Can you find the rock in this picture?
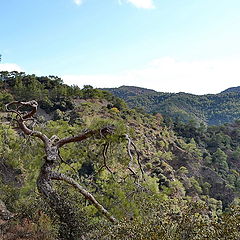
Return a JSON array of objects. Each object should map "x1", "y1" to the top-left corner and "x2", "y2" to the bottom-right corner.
[{"x1": 0, "y1": 200, "x2": 15, "y2": 221}]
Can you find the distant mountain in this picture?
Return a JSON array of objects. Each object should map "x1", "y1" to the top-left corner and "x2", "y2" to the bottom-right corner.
[
  {"x1": 221, "y1": 86, "x2": 240, "y2": 93},
  {"x1": 101, "y1": 85, "x2": 156, "y2": 98},
  {"x1": 104, "y1": 86, "x2": 240, "y2": 125}
]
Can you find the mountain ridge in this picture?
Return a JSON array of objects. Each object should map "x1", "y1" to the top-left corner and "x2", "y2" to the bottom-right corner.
[
  {"x1": 221, "y1": 86, "x2": 240, "y2": 93},
  {"x1": 103, "y1": 85, "x2": 240, "y2": 125}
]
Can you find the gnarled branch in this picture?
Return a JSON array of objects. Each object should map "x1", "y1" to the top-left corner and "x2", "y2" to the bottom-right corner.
[
  {"x1": 124, "y1": 134, "x2": 144, "y2": 179},
  {"x1": 5, "y1": 101, "x2": 48, "y2": 144},
  {"x1": 55, "y1": 126, "x2": 115, "y2": 148},
  {"x1": 50, "y1": 171, "x2": 117, "y2": 223}
]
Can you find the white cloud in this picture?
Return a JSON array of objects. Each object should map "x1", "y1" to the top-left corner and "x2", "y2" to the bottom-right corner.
[
  {"x1": 73, "y1": 0, "x2": 83, "y2": 6},
  {"x1": 62, "y1": 57, "x2": 240, "y2": 95},
  {"x1": 73, "y1": 0, "x2": 155, "y2": 9},
  {"x1": 126, "y1": 0, "x2": 155, "y2": 9},
  {"x1": 0, "y1": 63, "x2": 23, "y2": 72}
]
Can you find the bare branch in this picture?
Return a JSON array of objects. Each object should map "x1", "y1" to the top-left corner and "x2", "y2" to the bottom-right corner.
[
  {"x1": 21, "y1": 100, "x2": 38, "y2": 119},
  {"x1": 5, "y1": 101, "x2": 23, "y2": 119},
  {"x1": 103, "y1": 143, "x2": 114, "y2": 174},
  {"x1": 50, "y1": 171, "x2": 117, "y2": 223},
  {"x1": 56, "y1": 126, "x2": 115, "y2": 148},
  {"x1": 56, "y1": 129, "x2": 97, "y2": 148},
  {"x1": 130, "y1": 141, "x2": 145, "y2": 179},
  {"x1": 5, "y1": 100, "x2": 38, "y2": 119},
  {"x1": 124, "y1": 134, "x2": 138, "y2": 176},
  {"x1": 5, "y1": 101, "x2": 48, "y2": 144},
  {"x1": 124, "y1": 134, "x2": 145, "y2": 180}
]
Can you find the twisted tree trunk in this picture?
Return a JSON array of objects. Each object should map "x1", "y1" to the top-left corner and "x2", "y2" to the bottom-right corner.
[
  {"x1": 6, "y1": 101, "x2": 117, "y2": 239},
  {"x1": 37, "y1": 161, "x2": 83, "y2": 239}
]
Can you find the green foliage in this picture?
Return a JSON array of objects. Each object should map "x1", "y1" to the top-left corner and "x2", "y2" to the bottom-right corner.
[
  {"x1": 212, "y1": 148, "x2": 229, "y2": 174},
  {"x1": 53, "y1": 109, "x2": 64, "y2": 120},
  {"x1": 177, "y1": 166, "x2": 189, "y2": 175},
  {"x1": 86, "y1": 199, "x2": 240, "y2": 240},
  {"x1": 179, "y1": 138, "x2": 202, "y2": 160},
  {"x1": 0, "y1": 71, "x2": 126, "y2": 115},
  {"x1": 202, "y1": 182, "x2": 211, "y2": 195},
  {"x1": 1, "y1": 76, "x2": 240, "y2": 239},
  {"x1": 105, "y1": 85, "x2": 240, "y2": 125},
  {"x1": 189, "y1": 177, "x2": 203, "y2": 194},
  {"x1": 0, "y1": 91, "x2": 13, "y2": 110}
]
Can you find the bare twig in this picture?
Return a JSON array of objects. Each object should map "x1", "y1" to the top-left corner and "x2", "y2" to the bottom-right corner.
[
  {"x1": 124, "y1": 134, "x2": 144, "y2": 179},
  {"x1": 5, "y1": 101, "x2": 48, "y2": 144},
  {"x1": 56, "y1": 126, "x2": 115, "y2": 148},
  {"x1": 125, "y1": 134, "x2": 137, "y2": 176},
  {"x1": 130, "y1": 141, "x2": 145, "y2": 179},
  {"x1": 50, "y1": 171, "x2": 117, "y2": 223}
]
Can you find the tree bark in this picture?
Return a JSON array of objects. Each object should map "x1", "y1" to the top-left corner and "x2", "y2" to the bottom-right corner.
[{"x1": 6, "y1": 101, "x2": 117, "y2": 239}]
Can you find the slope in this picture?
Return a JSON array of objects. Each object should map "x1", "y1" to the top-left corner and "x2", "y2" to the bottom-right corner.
[{"x1": 104, "y1": 86, "x2": 240, "y2": 125}]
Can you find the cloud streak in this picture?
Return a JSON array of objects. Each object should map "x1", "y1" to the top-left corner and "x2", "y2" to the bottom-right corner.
[
  {"x1": 62, "y1": 57, "x2": 240, "y2": 95},
  {"x1": 0, "y1": 63, "x2": 23, "y2": 72},
  {"x1": 73, "y1": 0, "x2": 83, "y2": 6},
  {"x1": 126, "y1": 0, "x2": 155, "y2": 9},
  {"x1": 73, "y1": 0, "x2": 155, "y2": 9}
]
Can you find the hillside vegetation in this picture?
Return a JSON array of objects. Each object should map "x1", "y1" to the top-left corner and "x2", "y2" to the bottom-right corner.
[
  {"x1": 0, "y1": 72, "x2": 239, "y2": 239},
  {"x1": 103, "y1": 85, "x2": 240, "y2": 125}
]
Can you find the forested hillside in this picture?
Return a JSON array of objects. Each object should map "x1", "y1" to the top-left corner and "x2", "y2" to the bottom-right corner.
[
  {"x1": 0, "y1": 72, "x2": 239, "y2": 239},
  {"x1": 103, "y1": 86, "x2": 240, "y2": 125},
  {"x1": 222, "y1": 86, "x2": 240, "y2": 94}
]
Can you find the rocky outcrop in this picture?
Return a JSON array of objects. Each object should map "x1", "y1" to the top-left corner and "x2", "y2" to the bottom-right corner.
[
  {"x1": 0, "y1": 200, "x2": 15, "y2": 236},
  {"x1": 0, "y1": 200, "x2": 14, "y2": 221}
]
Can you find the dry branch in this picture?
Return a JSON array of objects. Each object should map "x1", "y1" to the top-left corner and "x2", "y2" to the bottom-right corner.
[
  {"x1": 5, "y1": 100, "x2": 118, "y2": 228},
  {"x1": 124, "y1": 134, "x2": 144, "y2": 179},
  {"x1": 50, "y1": 171, "x2": 117, "y2": 223}
]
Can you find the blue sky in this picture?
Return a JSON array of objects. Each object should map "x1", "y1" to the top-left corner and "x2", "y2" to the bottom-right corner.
[{"x1": 1, "y1": 0, "x2": 240, "y2": 94}]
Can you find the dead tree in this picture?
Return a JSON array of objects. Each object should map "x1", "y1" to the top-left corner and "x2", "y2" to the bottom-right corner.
[{"x1": 6, "y1": 100, "x2": 118, "y2": 239}]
